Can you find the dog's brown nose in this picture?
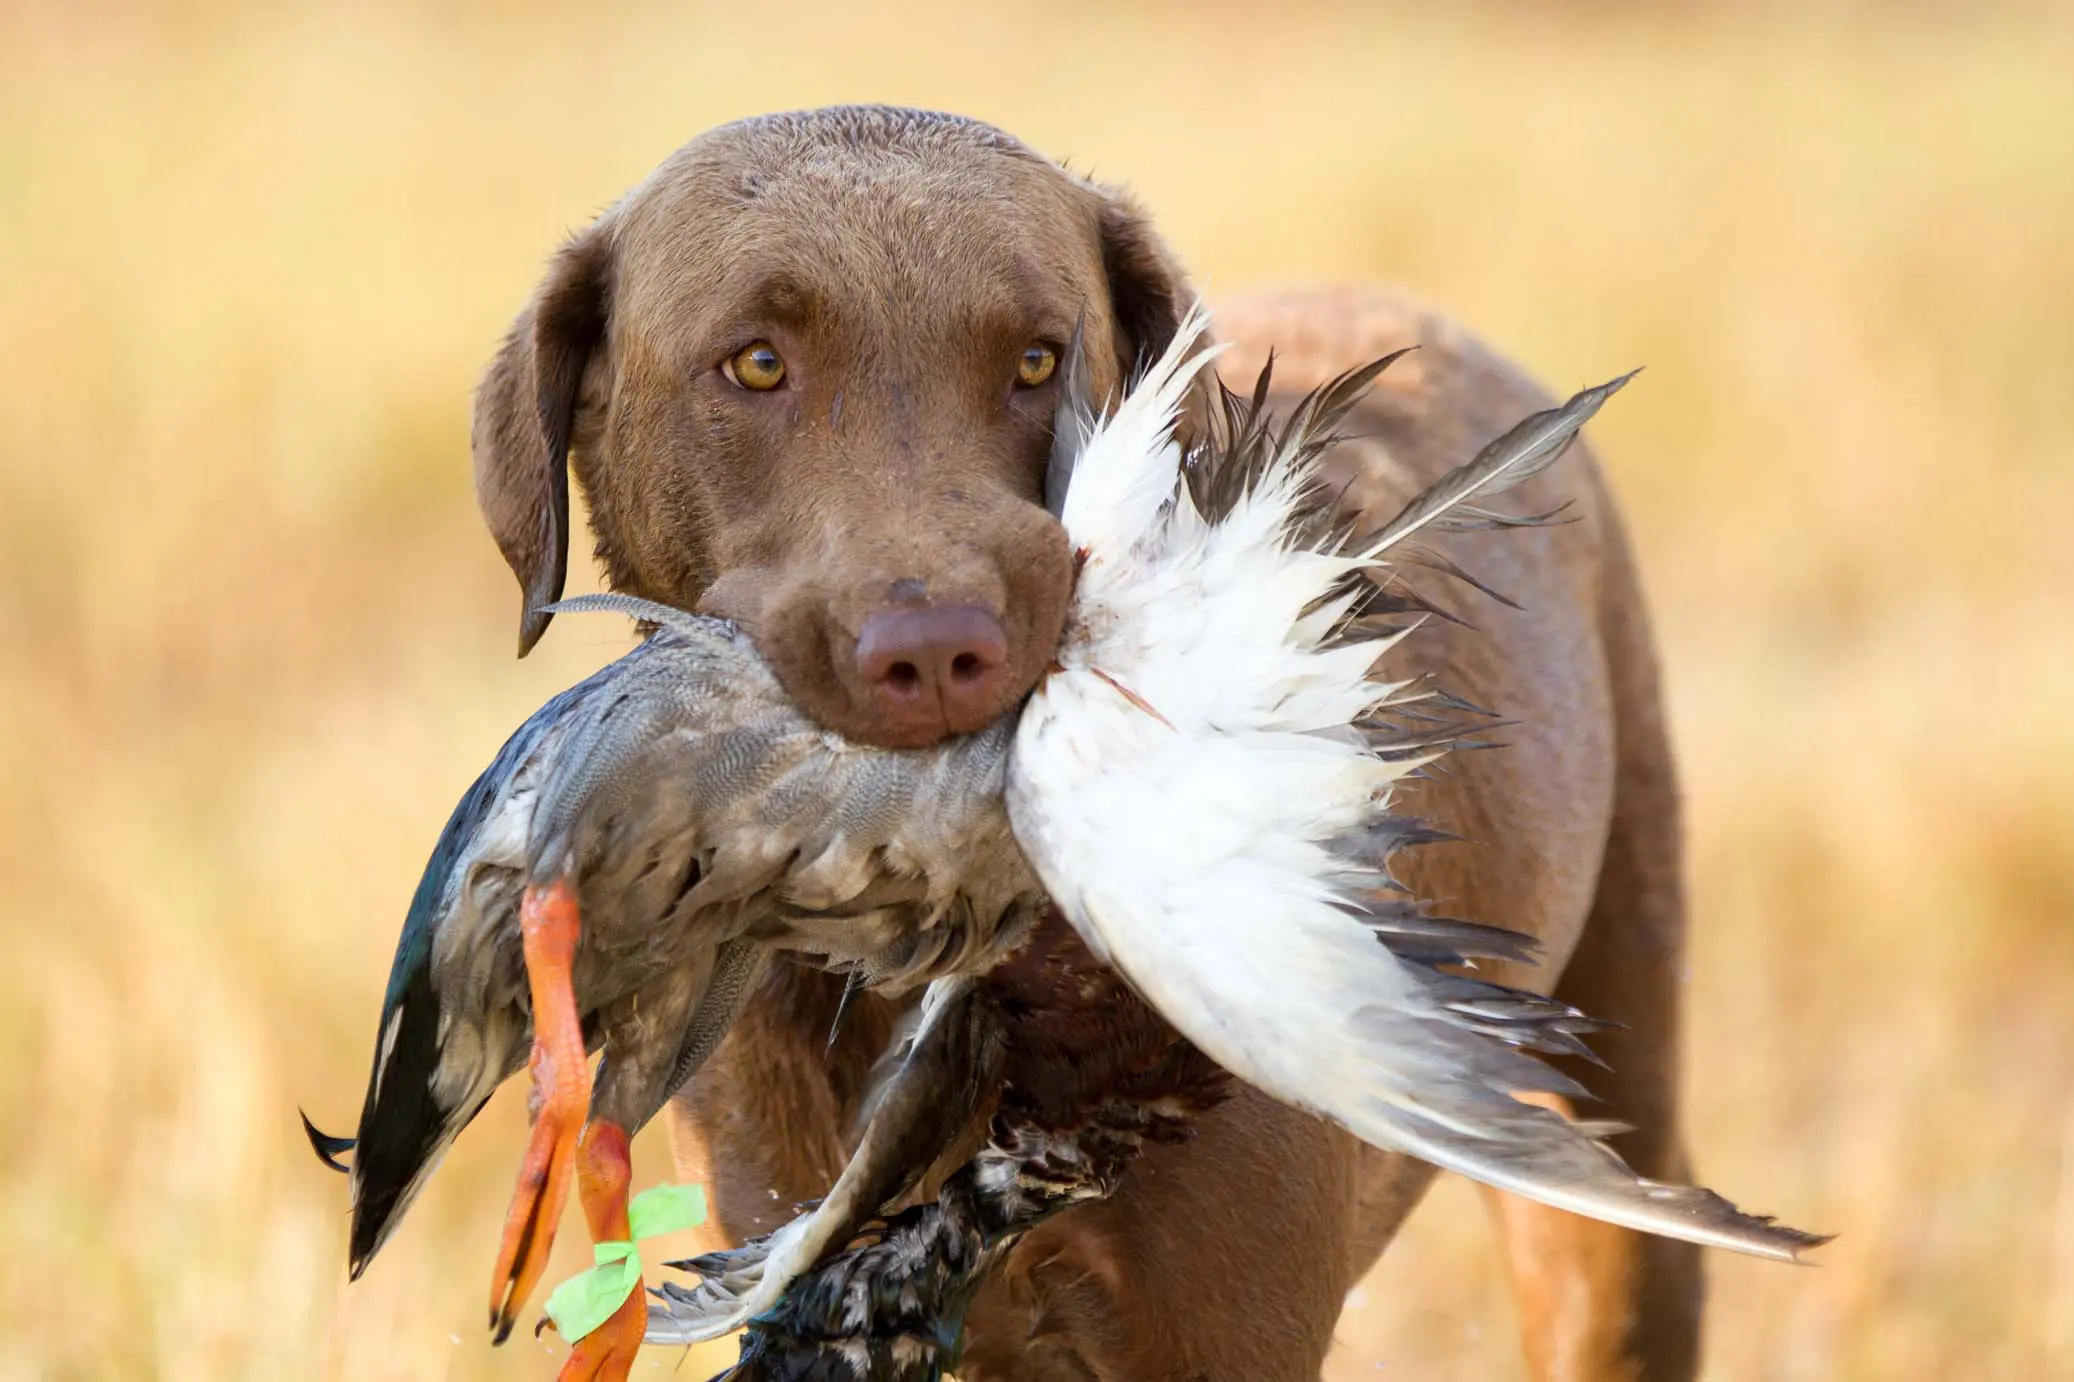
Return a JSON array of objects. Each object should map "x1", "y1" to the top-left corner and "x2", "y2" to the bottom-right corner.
[{"x1": 855, "y1": 604, "x2": 1010, "y2": 741}]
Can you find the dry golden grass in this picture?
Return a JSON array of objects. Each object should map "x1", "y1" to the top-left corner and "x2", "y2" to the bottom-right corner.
[{"x1": 3, "y1": 2, "x2": 2071, "y2": 1377}]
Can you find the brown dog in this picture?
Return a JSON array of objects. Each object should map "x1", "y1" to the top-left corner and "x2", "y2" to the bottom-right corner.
[{"x1": 472, "y1": 106, "x2": 1702, "y2": 1380}]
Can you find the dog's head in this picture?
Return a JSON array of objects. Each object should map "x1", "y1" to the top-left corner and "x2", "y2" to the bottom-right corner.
[{"x1": 473, "y1": 106, "x2": 1193, "y2": 748}]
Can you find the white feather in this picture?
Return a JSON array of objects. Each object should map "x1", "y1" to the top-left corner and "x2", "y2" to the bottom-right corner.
[{"x1": 1008, "y1": 308, "x2": 1821, "y2": 1261}]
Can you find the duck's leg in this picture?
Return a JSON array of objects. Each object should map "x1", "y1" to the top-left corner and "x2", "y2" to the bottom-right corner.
[
  {"x1": 558, "y1": 1119, "x2": 646, "y2": 1381},
  {"x1": 488, "y1": 876, "x2": 589, "y2": 1342}
]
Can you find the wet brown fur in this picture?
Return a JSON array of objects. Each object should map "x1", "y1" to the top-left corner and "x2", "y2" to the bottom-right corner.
[{"x1": 472, "y1": 108, "x2": 1700, "y2": 1380}]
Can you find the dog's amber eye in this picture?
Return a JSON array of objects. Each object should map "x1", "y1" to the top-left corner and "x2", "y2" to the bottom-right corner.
[
  {"x1": 726, "y1": 341, "x2": 787, "y2": 391},
  {"x1": 1016, "y1": 343, "x2": 1057, "y2": 389}
]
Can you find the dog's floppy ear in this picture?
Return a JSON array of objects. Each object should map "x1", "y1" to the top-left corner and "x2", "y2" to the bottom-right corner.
[
  {"x1": 1091, "y1": 183, "x2": 1215, "y2": 444},
  {"x1": 1092, "y1": 185, "x2": 1196, "y2": 379},
  {"x1": 472, "y1": 224, "x2": 613, "y2": 656}
]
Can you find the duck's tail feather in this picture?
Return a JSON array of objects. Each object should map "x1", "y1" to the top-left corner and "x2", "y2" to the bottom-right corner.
[
  {"x1": 345, "y1": 955, "x2": 488, "y2": 1276},
  {"x1": 300, "y1": 1110, "x2": 354, "y2": 1174},
  {"x1": 1075, "y1": 881, "x2": 1829, "y2": 1263},
  {"x1": 340, "y1": 728, "x2": 543, "y2": 1276}
]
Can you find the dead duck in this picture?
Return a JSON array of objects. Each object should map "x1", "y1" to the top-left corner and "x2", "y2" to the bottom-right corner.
[{"x1": 307, "y1": 599, "x2": 1045, "y2": 1379}]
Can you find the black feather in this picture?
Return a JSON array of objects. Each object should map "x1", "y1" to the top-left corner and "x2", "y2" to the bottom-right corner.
[
  {"x1": 1414, "y1": 683, "x2": 1504, "y2": 720},
  {"x1": 342, "y1": 662, "x2": 620, "y2": 1277},
  {"x1": 1185, "y1": 346, "x2": 1419, "y2": 533},
  {"x1": 301, "y1": 1110, "x2": 354, "y2": 1174},
  {"x1": 347, "y1": 957, "x2": 457, "y2": 1277},
  {"x1": 1393, "y1": 542, "x2": 1524, "y2": 610}
]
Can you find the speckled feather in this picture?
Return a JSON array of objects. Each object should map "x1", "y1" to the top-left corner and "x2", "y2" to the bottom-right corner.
[{"x1": 325, "y1": 607, "x2": 1042, "y2": 1278}]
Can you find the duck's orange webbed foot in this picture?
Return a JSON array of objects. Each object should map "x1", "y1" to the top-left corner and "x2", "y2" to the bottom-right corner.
[
  {"x1": 557, "y1": 1119, "x2": 644, "y2": 1381},
  {"x1": 488, "y1": 877, "x2": 589, "y2": 1343}
]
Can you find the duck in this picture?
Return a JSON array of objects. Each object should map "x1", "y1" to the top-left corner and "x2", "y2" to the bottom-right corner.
[{"x1": 307, "y1": 592, "x2": 1045, "y2": 1380}]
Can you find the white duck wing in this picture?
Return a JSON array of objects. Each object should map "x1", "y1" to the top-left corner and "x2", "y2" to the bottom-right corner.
[{"x1": 1009, "y1": 311, "x2": 1825, "y2": 1261}]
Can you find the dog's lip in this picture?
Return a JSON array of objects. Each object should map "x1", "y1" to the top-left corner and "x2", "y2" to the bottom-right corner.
[{"x1": 692, "y1": 568, "x2": 773, "y2": 624}]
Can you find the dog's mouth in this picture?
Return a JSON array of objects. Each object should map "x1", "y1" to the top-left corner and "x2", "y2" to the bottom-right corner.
[
  {"x1": 690, "y1": 494, "x2": 1076, "y2": 751},
  {"x1": 695, "y1": 584, "x2": 1039, "y2": 751}
]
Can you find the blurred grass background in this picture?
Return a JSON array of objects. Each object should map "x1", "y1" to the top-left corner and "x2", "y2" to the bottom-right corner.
[{"x1": 3, "y1": 1, "x2": 2071, "y2": 1377}]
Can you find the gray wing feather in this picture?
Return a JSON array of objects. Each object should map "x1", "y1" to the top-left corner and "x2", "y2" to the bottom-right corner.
[{"x1": 1360, "y1": 370, "x2": 1640, "y2": 557}]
